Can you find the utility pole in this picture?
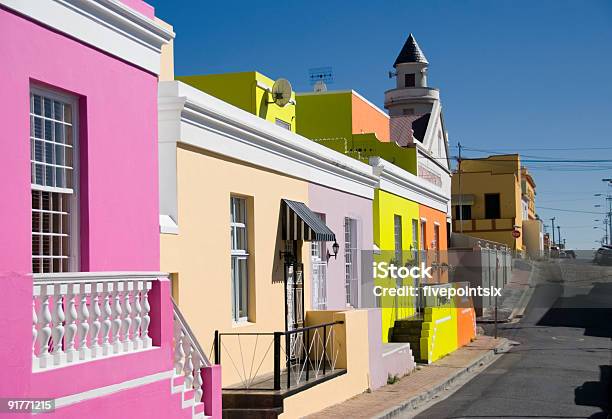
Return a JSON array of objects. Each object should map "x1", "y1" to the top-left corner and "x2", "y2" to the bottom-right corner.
[
  {"x1": 557, "y1": 225, "x2": 561, "y2": 248},
  {"x1": 608, "y1": 197, "x2": 612, "y2": 246},
  {"x1": 550, "y1": 217, "x2": 556, "y2": 246},
  {"x1": 458, "y1": 142, "x2": 463, "y2": 233}
]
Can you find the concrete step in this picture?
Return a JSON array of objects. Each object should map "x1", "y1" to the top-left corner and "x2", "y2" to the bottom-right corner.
[{"x1": 222, "y1": 407, "x2": 283, "y2": 419}]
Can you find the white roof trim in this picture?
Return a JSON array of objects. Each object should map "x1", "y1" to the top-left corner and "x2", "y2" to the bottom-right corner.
[
  {"x1": 1, "y1": 0, "x2": 174, "y2": 74},
  {"x1": 159, "y1": 214, "x2": 178, "y2": 235},
  {"x1": 158, "y1": 81, "x2": 379, "y2": 226},
  {"x1": 370, "y1": 156, "x2": 449, "y2": 213}
]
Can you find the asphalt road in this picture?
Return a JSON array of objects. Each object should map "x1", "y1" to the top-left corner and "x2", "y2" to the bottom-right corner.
[{"x1": 413, "y1": 259, "x2": 612, "y2": 419}]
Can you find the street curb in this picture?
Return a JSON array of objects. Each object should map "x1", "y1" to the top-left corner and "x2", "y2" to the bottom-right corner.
[
  {"x1": 374, "y1": 338, "x2": 510, "y2": 419},
  {"x1": 507, "y1": 262, "x2": 538, "y2": 321}
]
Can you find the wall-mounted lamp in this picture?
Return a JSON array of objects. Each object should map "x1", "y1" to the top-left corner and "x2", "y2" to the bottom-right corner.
[{"x1": 327, "y1": 241, "x2": 340, "y2": 260}]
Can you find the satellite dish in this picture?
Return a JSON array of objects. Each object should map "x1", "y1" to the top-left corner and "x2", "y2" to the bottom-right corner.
[
  {"x1": 313, "y1": 80, "x2": 327, "y2": 92},
  {"x1": 271, "y1": 78, "x2": 292, "y2": 107}
]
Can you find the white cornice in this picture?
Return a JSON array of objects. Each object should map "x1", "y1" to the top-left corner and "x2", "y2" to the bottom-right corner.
[
  {"x1": 1, "y1": 0, "x2": 174, "y2": 74},
  {"x1": 370, "y1": 157, "x2": 449, "y2": 213},
  {"x1": 158, "y1": 81, "x2": 379, "y2": 228}
]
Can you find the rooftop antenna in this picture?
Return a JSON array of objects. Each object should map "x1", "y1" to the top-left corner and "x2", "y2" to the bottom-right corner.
[{"x1": 308, "y1": 66, "x2": 334, "y2": 92}]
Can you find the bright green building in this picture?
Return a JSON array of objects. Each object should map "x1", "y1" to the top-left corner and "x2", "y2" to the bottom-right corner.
[{"x1": 178, "y1": 71, "x2": 296, "y2": 132}]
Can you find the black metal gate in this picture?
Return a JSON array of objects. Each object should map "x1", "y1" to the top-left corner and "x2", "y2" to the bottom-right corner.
[{"x1": 284, "y1": 261, "x2": 304, "y2": 361}]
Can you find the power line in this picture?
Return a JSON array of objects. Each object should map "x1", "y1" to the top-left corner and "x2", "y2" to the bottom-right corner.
[
  {"x1": 450, "y1": 145, "x2": 612, "y2": 151},
  {"x1": 538, "y1": 206, "x2": 605, "y2": 214}
]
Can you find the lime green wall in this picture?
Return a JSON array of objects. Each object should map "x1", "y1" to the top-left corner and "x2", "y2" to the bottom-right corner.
[
  {"x1": 373, "y1": 189, "x2": 421, "y2": 342},
  {"x1": 297, "y1": 92, "x2": 417, "y2": 174},
  {"x1": 420, "y1": 303, "x2": 458, "y2": 363},
  {"x1": 295, "y1": 92, "x2": 353, "y2": 140},
  {"x1": 177, "y1": 72, "x2": 296, "y2": 132}
]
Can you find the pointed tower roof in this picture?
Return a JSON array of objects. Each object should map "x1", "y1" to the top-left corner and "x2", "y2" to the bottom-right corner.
[{"x1": 393, "y1": 33, "x2": 428, "y2": 67}]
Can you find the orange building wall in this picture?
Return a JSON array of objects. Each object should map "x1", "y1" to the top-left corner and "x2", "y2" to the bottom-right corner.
[
  {"x1": 351, "y1": 93, "x2": 390, "y2": 141},
  {"x1": 453, "y1": 283, "x2": 477, "y2": 347},
  {"x1": 419, "y1": 204, "x2": 448, "y2": 283}
]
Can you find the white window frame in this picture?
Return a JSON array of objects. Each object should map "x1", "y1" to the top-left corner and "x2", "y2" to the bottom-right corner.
[
  {"x1": 344, "y1": 217, "x2": 358, "y2": 307},
  {"x1": 230, "y1": 196, "x2": 249, "y2": 322},
  {"x1": 393, "y1": 215, "x2": 402, "y2": 265},
  {"x1": 310, "y1": 212, "x2": 327, "y2": 310},
  {"x1": 30, "y1": 86, "x2": 80, "y2": 273}
]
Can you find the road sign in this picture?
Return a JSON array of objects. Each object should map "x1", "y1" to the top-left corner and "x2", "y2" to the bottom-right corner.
[{"x1": 512, "y1": 230, "x2": 521, "y2": 239}]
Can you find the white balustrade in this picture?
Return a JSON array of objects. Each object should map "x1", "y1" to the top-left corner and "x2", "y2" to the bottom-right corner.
[
  {"x1": 172, "y1": 302, "x2": 211, "y2": 403},
  {"x1": 32, "y1": 273, "x2": 160, "y2": 372}
]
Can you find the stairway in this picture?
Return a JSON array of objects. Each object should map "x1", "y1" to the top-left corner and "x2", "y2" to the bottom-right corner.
[
  {"x1": 390, "y1": 314, "x2": 425, "y2": 362},
  {"x1": 222, "y1": 392, "x2": 284, "y2": 419},
  {"x1": 170, "y1": 374, "x2": 208, "y2": 419}
]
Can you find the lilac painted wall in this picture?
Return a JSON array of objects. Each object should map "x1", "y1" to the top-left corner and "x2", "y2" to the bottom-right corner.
[
  {"x1": 307, "y1": 183, "x2": 373, "y2": 310},
  {"x1": 0, "y1": 3, "x2": 165, "y2": 410}
]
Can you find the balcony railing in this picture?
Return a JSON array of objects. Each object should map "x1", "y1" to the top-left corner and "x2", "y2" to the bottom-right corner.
[
  {"x1": 214, "y1": 320, "x2": 345, "y2": 391},
  {"x1": 172, "y1": 299, "x2": 211, "y2": 402},
  {"x1": 32, "y1": 272, "x2": 160, "y2": 371}
]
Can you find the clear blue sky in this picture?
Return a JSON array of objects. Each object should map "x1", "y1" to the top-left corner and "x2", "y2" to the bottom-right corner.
[{"x1": 149, "y1": 0, "x2": 612, "y2": 250}]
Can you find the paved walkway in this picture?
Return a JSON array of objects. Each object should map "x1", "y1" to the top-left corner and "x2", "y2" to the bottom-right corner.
[
  {"x1": 306, "y1": 336, "x2": 505, "y2": 419},
  {"x1": 478, "y1": 260, "x2": 534, "y2": 323}
]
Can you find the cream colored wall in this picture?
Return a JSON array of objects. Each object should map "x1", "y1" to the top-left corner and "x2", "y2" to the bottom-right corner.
[
  {"x1": 155, "y1": 18, "x2": 174, "y2": 81},
  {"x1": 280, "y1": 310, "x2": 372, "y2": 418},
  {"x1": 160, "y1": 145, "x2": 311, "y2": 386}
]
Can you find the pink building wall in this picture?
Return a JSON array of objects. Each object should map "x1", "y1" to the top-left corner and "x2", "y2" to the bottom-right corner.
[
  {"x1": 0, "y1": 6, "x2": 160, "y2": 275},
  {"x1": 0, "y1": 3, "x2": 185, "y2": 415},
  {"x1": 307, "y1": 183, "x2": 373, "y2": 310}
]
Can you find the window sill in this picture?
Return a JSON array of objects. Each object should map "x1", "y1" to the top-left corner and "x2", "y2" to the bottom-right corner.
[{"x1": 232, "y1": 320, "x2": 255, "y2": 328}]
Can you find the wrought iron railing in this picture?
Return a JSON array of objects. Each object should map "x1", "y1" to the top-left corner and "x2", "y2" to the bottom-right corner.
[{"x1": 214, "y1": 320, "x2": 344, "y2": 391}]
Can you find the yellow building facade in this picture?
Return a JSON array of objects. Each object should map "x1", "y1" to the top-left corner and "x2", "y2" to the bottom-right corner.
[{"x1": 452, "y1": 154, "x2": 524, "y2": 250}]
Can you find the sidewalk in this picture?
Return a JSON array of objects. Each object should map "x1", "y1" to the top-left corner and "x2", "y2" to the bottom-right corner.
[
  {"x1": 478, "y1": 259, "x2": 536, "y2": 323},
  {"x1": 306, "y1": 336, "x2": 507, "y2": 419}
]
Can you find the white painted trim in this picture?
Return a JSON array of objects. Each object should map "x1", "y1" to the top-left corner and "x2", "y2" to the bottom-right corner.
[
  {"x1": 370, "y1": 157, "x2": 449, "y2": 213},
  {"x1": 255, "y1": 80, "x2": 271, "y2": 92},
  {"x1": 434, "y1": 315, "x2": 452, "y2": 325},
  {"x1": 51, "y1": 369, "x2": 173, "y2": 409},
  {"x1": 158, "y1": 81, "x2": 379, "y2": 231},
  {"x1": 0, "y1": 0, "x2": 174, "y2": 74},
  {"x1": 160, "y1": 214, "x2": 179, "y2": 234},
  {"x1": 33, "y1": 271, "x2": 169, "y2": 283},
  {"x1": 420, "y1": 217, "x2": 428, "y2": 222},
  {"x1": 433, "y1": 221, "x2": 440, "y2": 226},
  {"x1": 30, "y1": 86, "x2": 81, "y2": 272}
]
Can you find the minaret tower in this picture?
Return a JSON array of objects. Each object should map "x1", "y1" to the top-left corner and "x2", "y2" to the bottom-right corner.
[{"x1": 385, "y1": 33, "x2": 439, "y2": 117}]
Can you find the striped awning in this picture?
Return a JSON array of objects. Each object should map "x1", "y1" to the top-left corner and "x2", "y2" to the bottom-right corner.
[{"x1": 281, "y1": 199, "x2": 336, "y2": 242}]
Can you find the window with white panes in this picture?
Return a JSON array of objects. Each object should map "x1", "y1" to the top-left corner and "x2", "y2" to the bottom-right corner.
[
  {"x1": 394, "y1": 215, "x2": 402, "y2": 265},
  {"x1": 230, "y1": 196, "x2": 249, "y2": 321},
  {"x1": 30, "y1": 89, "x2": 78, "y2": 273},
  {"x1": 310, "y1": 213, "x2": 327, "y2": 310},
  {"x1": 344, "y1": 217, "x2": 358, "y2": 307}
]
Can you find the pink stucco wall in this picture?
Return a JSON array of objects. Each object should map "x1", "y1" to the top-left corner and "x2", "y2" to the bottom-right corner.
[
  {"x1": 307, "y1": 183, "x2": 373, "y2": 310},
  {"x1": 119, "y1": 0, "x2": 155, "y2": 18},
  {"x1": 0, "y1": 6, "x2": 160, "y2": 274},
  {"x1": 0, "y1": 4, "x2": 167, "y2": 412}
]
